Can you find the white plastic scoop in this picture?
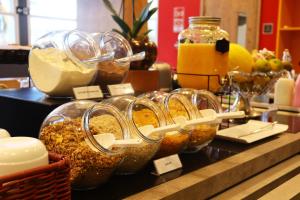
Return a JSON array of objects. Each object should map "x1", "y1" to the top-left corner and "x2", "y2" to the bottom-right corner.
[
  {"x1": 199, "y1": 109, "x2": 245, "y2": 120},
  {"x1": 81, "y1": 51, "x2": 115, "y2": 63},
  {"x1": 82, "y1": 51, "x2": 145, "y2": 64},
  {"x1": 115, "y1": 51, "x2": 145, "y2": 64},
  {"x1": 86, "y1": 124, "x2": 181, "y2": 151},
  {"x1": 173, "y1": 115, "x2": 217, "y2": 130},
  {"x1": 138, "y1": 124, "x2": 180, "y2": 137},
  {"x1": 85, "y1": 133, "x2": 143, "y2": 151}
]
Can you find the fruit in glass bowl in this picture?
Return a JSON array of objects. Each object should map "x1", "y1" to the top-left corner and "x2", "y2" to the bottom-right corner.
[{"x1": 227, "y1": 70, "x2": 290, "y2": 117}]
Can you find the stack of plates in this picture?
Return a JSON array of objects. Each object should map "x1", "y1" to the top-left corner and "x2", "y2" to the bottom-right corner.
[{"x1": 217, "y1": 120, "x2": 288, "y2": 143}]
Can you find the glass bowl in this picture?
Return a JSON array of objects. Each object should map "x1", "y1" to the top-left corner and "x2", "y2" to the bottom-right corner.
[{"x1": 227, "y1": 70, "x2": 290, "y2": 117}]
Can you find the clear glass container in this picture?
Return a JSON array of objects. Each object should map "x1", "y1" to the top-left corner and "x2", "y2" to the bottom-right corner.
[
  {"x1": 142, "y1": 91, "x2": 198, "y2": 157},
  {"x1": 177, "y1": 16, "x2": 230, "y2": 92},
  {"x1": 39, "y1": 100, "x2": 129, "y2": 190},
  {"x1": 92, "y1": 31, "x2": 133, "y2": 91},
  {"x1": 29, "y1": 30, "x2": 99, "y2": 97},
  {"x1": 103, "y1": 95, "x2": 167, "y2": 174},
  {"x1": 172, "y1": 88, "x2": 221, "y2": 152}
]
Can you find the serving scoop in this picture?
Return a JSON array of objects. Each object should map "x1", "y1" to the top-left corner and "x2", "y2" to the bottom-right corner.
[
  {"x1": 82, "y1": 51, "x2": 145, "y2": 64},
  {"x1": 199, "y1": 109, "x2": 245, "y2": 120},
  {"x1": 138, "y1": 124, "x2": 181, "y2": 137},
  {"x1": 173, "y1": 115, "x2": 217, "y2": 130},
  {"x1": 86, "y1": 123, "x2": 181, "y2": 150},
  {"x1": 86, "y1": 133, "x2": 143, "y2": 150},
  {"x1": 115, "y1": 51, "x2": 145, "y2": 63}
]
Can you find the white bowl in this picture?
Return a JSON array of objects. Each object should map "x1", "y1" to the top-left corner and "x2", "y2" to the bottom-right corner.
[
  {"x1": 0, "y1": 137, "x2": 49, "y2": 176},
  {"x1": 0, "y1": 128, "x2": 10, "y2": 139}
]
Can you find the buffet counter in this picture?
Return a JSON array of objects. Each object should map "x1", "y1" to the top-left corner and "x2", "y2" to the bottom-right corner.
[
  {"x1": 1, "y1": 88, "x2": 300, "y2": 199},
  {"x1": 125, "y1": 132, "x2": 300, "y2": 200},
  {"x1": 73, "y1": 110, "x2": 300, "y2": 199}
]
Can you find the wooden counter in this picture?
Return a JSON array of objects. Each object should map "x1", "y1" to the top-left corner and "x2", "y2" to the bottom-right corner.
[
  {"x1": 125, "y1": 132, "x2": 300, "y2": 200},
  {"x1": 1, "y1": 88, "x2": 299, "y2": 199},
  {"x1": 70, "y1": 109, "x2": 300, "y2": 200}
]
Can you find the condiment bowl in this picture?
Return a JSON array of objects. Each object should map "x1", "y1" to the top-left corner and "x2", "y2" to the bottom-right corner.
[{"x1": 0, "y1": 137, "x2": 49, "y2": 176}]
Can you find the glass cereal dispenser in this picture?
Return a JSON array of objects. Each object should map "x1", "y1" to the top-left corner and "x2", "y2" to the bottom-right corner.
[
  {"x1": 39, "y1": 100, "x2": 129, "y2": 190},
  {"x1": 142, "y1": 91, "x2": 203, "y2": 156},
  {"x1": 103, "y1": 95, "x2": 179, "y2": 174},
  {"x1": 177, "y1": 16, "x2": 230, "y2": 92},
  {"x1": 172, "y1": 89, "x2": 222, "y2": 152},
  {"x1": 29, "y1": 30, "x2": 99, "y2": 97}
]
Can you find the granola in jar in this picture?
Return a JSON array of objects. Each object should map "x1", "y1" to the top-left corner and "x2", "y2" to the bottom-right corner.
[
  {"x1": 39, "y1": 101, "x2": 128, "y2": 189},
  {"x1": 172, "y1": 88, "x2": 221, "y2": 152},
  {"x1": 103, "y1": 96, "x2": 166, "y2": 174},
  {"x1": 141, "y1": 92, "x2": 194, "y2": 157}
]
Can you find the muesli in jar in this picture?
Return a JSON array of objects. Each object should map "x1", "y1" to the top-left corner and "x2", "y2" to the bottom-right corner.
[
  {"x1": 103, "y1": 96, "x2": 179, "y2": 174},
  {"x1": 39, "y1": 101, "x2": 128, "y2": 189},
  {"x1": 172, "y1": 88, "x2": 221, "y2": 152},
  {"x1": 141, "y1": 91, "x2": 197, "y2": 157}
]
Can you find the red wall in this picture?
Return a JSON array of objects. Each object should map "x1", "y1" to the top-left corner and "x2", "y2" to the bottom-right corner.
[
  {"x1": 157, "y1": 0, "x2": 279, "y2": 69},
  {"x1": 157, "y1": 0, "x2": 200, "y2": 69},
  {"x1": 259, "y1": 0, "x2": 279, "y2": 51}
]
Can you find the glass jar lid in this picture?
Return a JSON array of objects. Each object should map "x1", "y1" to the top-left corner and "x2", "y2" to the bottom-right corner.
[
  {"x1": 83, "y1": 103, "x2": 129, "y2": 155},
  {"x1": 189, "y1": 16, "x2": 221, "y2": 25},
  {"x1": 100, "y1": 31, "x2": 133, "y2": 60},
  {"x1": 105, "y1": 95, "x2": 167, "y2": 143},
  {"x1": 193, "y1": 90, "x2": 223, "y2": 113},
  {"x1": 163, "y1": 93, "x2": 198, "y2": 122},
  {"x1": 64, "y1": 30, "x2": 101, "y2": 67},
  {"x1": 140, "y1": 91, "x2": 198, "y2": 121},
  {"x1": 127, "y1": 96, "x2": 167, "y2": 143},
  {"x1": 172, "y1": 88, "x2": 223, "y2": 114}
]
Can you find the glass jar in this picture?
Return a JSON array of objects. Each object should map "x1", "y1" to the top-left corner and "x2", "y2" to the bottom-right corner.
[
  {"x1": 92, "y1": 31, "x2": 133, "y2": 91},
  {"x1": 103, "y1": 95, "x2": 169, "y2": 174},
  {"x1": 29, "y1": 30, "x2": 99, "y2": 97},
  {"x1": 39, "y1": 100, "x2": 129, "y2": 190},
  {"x1": 177, "y1": 16, "x2": 230, "y2": 92},
  {"x1": 172, "y1": 88, "x2": 221, "y2": 152},
  {"x1": 172, "y1": 88, "x2": 222, "y2": 112},
  {"x1": 142, "y1": 91, "x2": 198, "y2": 157}
]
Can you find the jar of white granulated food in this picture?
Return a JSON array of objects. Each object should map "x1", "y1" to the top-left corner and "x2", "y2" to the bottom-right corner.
[{"x1": 29, "y1": 30, "x2": 100, "y2": 97}]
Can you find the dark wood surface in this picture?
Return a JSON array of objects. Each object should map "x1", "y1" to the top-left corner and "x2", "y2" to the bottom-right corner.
[
  {"x1": 71, "y1": 133, "x2": 299, "y2": 200},
  {"x1": 72, "y1": 139, "x2": 239, "y2": 200},
  {"x1": 0, "y1": 87, "x2": 69, "y2": 137},
  {"x1": 0, "y1": 48, "x2": 30, "y2": 78}
]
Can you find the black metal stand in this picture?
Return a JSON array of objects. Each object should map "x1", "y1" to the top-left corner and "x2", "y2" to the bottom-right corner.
[{"x1": 176, "y1": 73, "x2": 223, "y2": 91}]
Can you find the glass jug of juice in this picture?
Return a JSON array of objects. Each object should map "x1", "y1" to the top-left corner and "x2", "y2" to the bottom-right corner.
[{"x1": 177, "y1": 17, "x2": 229, "y2": 92}]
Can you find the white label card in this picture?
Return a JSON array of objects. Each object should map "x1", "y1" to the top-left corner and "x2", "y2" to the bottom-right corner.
[
  {"x1": 153, "y1": 154, "x2": 182, "y2": 175},
  {"x1": 73, "y1": 86, "x2": 103, "y2": 100},
  {"x1": 108, "y1": 83, "x2": 134, "y2": 96}
]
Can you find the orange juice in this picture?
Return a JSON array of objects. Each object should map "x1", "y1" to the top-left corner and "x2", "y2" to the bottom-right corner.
[{"x1": 177, "y1": 43, "x2": 229, "y2": 92}]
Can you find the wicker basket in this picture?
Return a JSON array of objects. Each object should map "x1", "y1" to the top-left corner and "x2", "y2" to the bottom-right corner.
[{"x1": 0, "y1": 152, "x2": 71, "y2": 200}]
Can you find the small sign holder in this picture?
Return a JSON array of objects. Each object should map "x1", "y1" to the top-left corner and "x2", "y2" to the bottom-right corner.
[
  {"x1": 73, "y1": 85, "x2": 103, "y2": 100},
  {"x1": 152, "y1": 154, "x2": 182, "y2": 176},
  {"x1": 107, "y1": 83, "x2": 135, "y2": 97}
]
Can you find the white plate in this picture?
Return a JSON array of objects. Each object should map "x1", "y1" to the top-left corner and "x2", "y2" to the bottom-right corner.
[{"x1": 216, "y1": 120, "x2": 288, "y2": 143}]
